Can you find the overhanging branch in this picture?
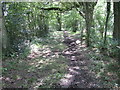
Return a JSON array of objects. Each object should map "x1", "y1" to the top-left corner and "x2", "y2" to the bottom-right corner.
[
  {"x1": 76, "y1": 8, "x2": 85, "y2": 19},
  {"x1": 40, "y1": 7, "x2": 62, "y2": 11}
]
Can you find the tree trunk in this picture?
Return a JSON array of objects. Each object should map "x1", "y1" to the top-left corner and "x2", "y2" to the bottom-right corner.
[
  {"x1": 85, "y1": 2, "x2": 93, "y2": 47},
  {"x1": 104, "y1": 2, "x2": 110, "y2": 45},
  {"x1": 113, "y1": 2, "x2": 120, "y2": 61},
  {"x1": 80, "y1": 21, "x2": 84, "y2": 45},
  {"x1": 57, "y1": 11, "x2": 62, "y2": 31},
  {"x1": 0, "y1": 2, "x2": 2, "y2": 59},
  {"x1": 0, "y1": 2, "x2": 7, "y2": 55},
  {"x1": 113, "y1": 2, "x2": 120, "y2": 42},
  {"x1": 76, "y1": 2, "x2": 97, "y2": 47},
  {"x1": 73, "y1": 20, "x2": 78, "y2": 32}
]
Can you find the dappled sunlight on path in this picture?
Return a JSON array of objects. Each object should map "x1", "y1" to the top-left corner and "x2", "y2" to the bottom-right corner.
[{"x1": 58, "y1": 31, "x2": 101, "y2": 88}]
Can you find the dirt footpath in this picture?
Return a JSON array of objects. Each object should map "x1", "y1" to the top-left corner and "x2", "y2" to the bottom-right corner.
[{"x1": 58, "y1": 31, "x2": 102, "y2": 88}]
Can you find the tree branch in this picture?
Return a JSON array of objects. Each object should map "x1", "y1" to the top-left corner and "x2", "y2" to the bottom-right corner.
[
  {"x1": 76, "y1": 8, "x2": 85, "y2": 19},
  {"x1": 40, "y1": 7, "x2": 62, "y2": 11}
]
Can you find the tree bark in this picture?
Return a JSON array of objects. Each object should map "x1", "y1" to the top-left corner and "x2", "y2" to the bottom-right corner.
[
  {"x1": 77, "y1": 2, "x2": 97, "y2": 47},
  {"x1": 0, "y1": 2, "x2": 7, "y2": 52},
  {"x1": 113, "y1": 2, "x2": 120, "y2": 65},
  {"x1": 57, "y1": 11, "x2": 62, "y2": 31},
  {"x1": 104, "y1": 2, "x2": 110, "y2": 45},
  {"x1": 113, "y1": 2, "x2": 120, "y2": 43},
  {"x1": 85, "y1": 2, "x2": 93, "y2": 47}
]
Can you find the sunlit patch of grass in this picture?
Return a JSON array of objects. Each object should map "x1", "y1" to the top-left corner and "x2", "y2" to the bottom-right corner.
[
  {"x1": 26, "y1": 32, "x2": 69, "y2": 88},
  {"x1": 28, "y1": 55, "x2": 69, "y2": 88},
  {"x1": 29, "y1": 33, "x2": 66, "y2": 53},
  {"x1": 28, "y1": 55, "x2": 68, "y2": 76}
]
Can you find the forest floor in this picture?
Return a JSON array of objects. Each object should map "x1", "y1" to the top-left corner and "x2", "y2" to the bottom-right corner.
[{"x1": 2, "y1": 31, "x2": 119, "y2": 89}]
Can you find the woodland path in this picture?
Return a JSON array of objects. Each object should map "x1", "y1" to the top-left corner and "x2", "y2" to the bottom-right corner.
[
  {"x1": 2, "y1": 31, "x2": 103, "y2": 88},
  {"x1": 57, "y1": 31, "x2": 102, "y2": 88}
]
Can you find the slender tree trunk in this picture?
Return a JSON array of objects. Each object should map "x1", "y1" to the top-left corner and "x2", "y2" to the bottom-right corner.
[
  {"x1": 80, "y1": 21, "x2": 84, "y2": 45},
  {"x1": 104, "y1": 2, "x2": 110, "y2": 45},
  {"x1": 57, "y1": 11, "x2": 61, "y2": 31},
  {"x1": 0, "y1": 3, "x2": 7, "y2": 53}
]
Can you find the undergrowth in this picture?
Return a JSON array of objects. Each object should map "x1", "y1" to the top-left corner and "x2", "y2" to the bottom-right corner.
[{"x1": 88, "y1": 50, "x2": 120, "y2": 88}]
